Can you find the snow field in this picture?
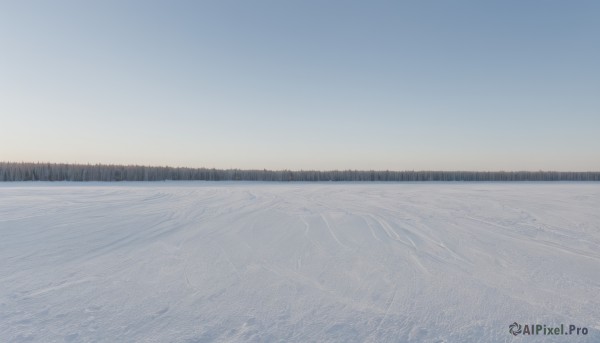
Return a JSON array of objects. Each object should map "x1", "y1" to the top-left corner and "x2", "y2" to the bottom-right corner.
[{"x1": 1, "y1": 182, "x2": 599, "y2": 342}]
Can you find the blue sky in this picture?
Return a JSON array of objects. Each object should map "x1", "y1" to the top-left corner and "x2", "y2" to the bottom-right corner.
[{"x1": 1, "y1": 1, "x2": 599, "y2": 170}]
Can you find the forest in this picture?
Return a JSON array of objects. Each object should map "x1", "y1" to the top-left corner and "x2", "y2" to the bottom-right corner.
[{"x1": 1, "y1": 162, "x2": 599, "y2": 182}]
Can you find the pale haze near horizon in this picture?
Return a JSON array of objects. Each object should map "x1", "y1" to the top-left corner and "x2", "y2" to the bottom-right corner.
[{"x1": 1, "y1": 1, "x2": 599, "y2": 171}]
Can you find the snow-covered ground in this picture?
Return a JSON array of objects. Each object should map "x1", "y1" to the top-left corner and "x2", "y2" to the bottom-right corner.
[{"x1": 1, "y1": 182, "x2": 599, "y2": 342}]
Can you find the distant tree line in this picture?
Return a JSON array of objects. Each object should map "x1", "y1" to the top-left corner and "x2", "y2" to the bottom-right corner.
[{"x1": 1, "y1": 162, "x2": 599, "y2": 182}]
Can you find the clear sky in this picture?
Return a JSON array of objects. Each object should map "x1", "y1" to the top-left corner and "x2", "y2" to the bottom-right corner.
[{"x1": 1, "y1": 1, "x2": 599, "y2": 171}]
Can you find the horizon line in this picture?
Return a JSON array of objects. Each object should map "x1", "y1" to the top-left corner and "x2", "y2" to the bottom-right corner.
[{"x1": 2, "y1": 161, "x2": 600, "y2": 174}]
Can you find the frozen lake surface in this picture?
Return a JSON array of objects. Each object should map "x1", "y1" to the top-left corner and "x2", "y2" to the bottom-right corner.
[{"x1": 1, "y1": 182, "x2": 599, "y2": 342}]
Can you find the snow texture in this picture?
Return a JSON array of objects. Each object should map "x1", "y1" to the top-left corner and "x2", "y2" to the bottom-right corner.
[{"x1": 1, "y1": 182, "x2": 599, "y2": 342}]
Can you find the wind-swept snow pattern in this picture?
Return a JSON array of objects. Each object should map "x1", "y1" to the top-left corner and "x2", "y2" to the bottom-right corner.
[{"x1": 1, "y1": 182, "x2": 599, "y2": 342}]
